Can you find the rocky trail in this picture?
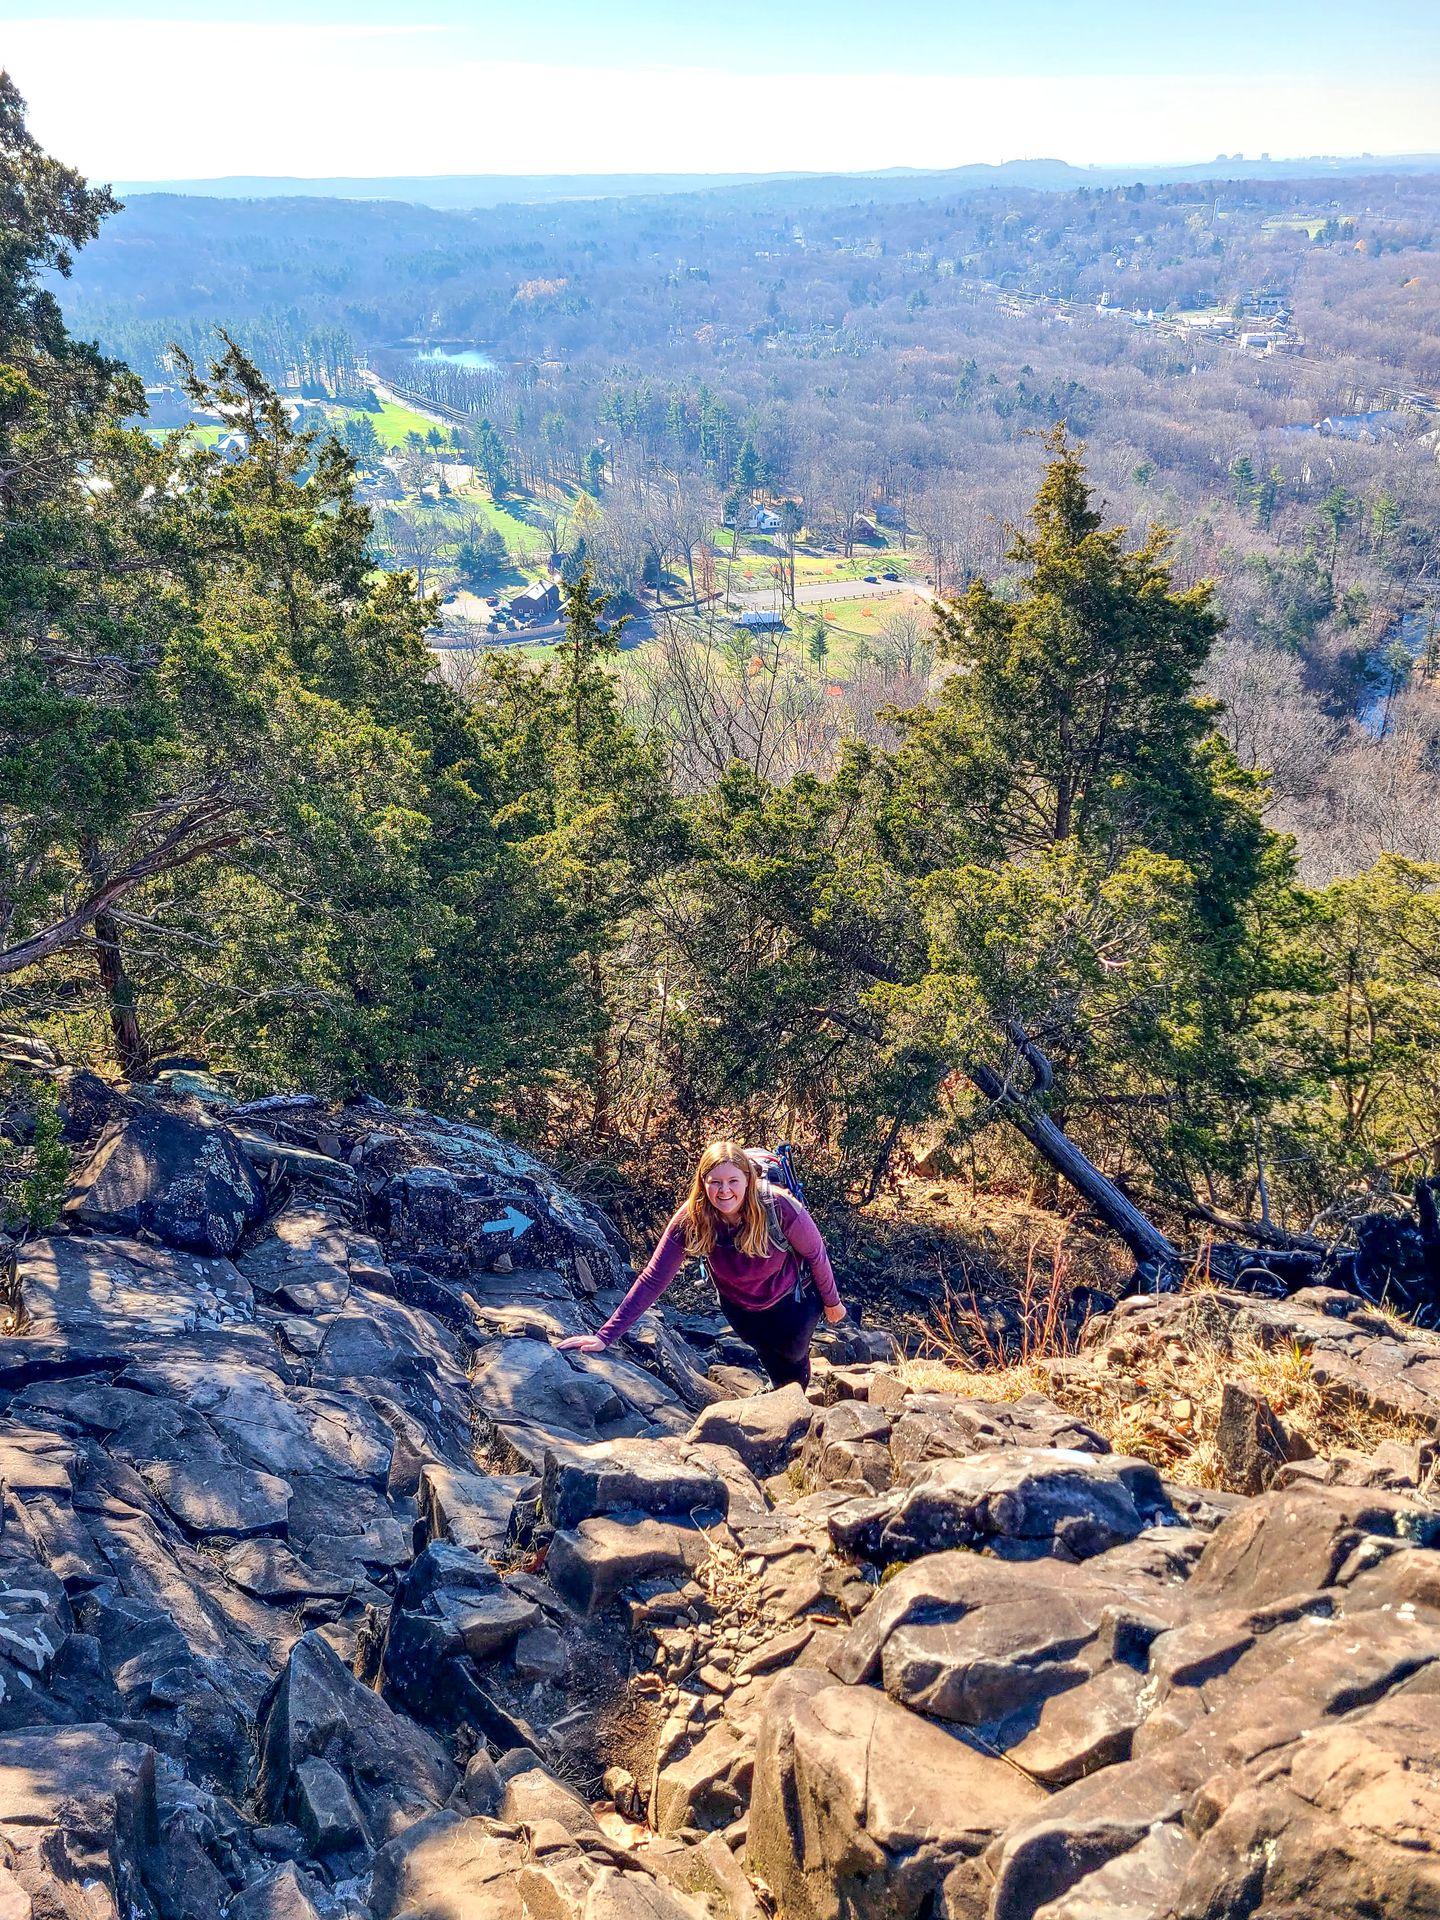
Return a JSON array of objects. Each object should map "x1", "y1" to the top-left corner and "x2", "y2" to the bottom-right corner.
[{"x1": 1, "y1": 1067, "x2": 1440, "y2": 1919}]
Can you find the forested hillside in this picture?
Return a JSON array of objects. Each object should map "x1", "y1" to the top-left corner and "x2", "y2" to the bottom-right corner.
[
  {"x1": 4, "y1": 67, "x2": 1440, "y2": 1277},
  {"x1": 61, "y1": 143, "x2": 1440, "y2": 895}
]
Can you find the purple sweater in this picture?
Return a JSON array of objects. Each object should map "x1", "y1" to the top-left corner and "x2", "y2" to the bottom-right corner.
[{"x1": 597, "y1": 1195, "x2": 840, "y2": 1345}]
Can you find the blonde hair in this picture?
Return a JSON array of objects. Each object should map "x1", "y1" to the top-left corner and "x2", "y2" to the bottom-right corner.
[{"x1": 682, "y1": 1141, "x2": 772, "y2": 1260}]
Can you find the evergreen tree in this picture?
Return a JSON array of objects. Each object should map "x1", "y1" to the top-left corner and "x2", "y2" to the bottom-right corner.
[
  {"x1": 0, "y1": 88, "x2": 578, "y2": 1108},
  {"x1": 482, "y1": 570, "x2": 683, "y2": 1136},
  {"x1": 682, "y1": 431, "x2": 1287, "y2": 1196}
]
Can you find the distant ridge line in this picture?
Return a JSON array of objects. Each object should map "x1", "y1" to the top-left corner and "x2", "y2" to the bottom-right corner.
[{"x1": 115, "y1": 153, "x2": 1440, "y2": 211}]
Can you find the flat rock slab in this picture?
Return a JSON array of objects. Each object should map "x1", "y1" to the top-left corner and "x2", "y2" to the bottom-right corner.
[
  {"x1": 688, "y1": 1384, "x2": 814, "y2": 1474},
  {"x1": 222, "y1": 1538, "x2": 355, "y2": 1603},
  {"x1": 141, "y1": 1455, "x2": 291, "y2": 1538},
  {"x1": 228, "y1": 1128, "x2": 360, "y2": 1203},
  {"x1": 829, "y1": 1447, "x2": 1172, "y2": 1565},
  {"x1": 237, "y1": 1204, "x2": 357, "y2": 1310},
  {"x1": 470, "y1": 1339, "x2": 626, "y2": 1441},
  {"x1": 541, "y1": 1438, "x2": 729, "y2": 1529},
  {"x1": 889, "y1": 1392, "x2": 1109, "y2": 1480},
  {"x1": 546, "y1": 1513, "x2": 712, "y2": 1615},
  {"x1": 65, "y1": 1106, "x2": 264, "y2": 1255},
  {"x1": 18, "y1": 1236, "x2": 254, "y2": 1347},
  {"x1": 418, "y1": 1465, "x2": 528, "y2": 1553}
]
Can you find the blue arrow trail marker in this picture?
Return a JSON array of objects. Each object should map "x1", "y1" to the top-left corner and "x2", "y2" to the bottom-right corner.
[{"x1": 481, "y1": 1205, "x2": 534, "y2": 1242}]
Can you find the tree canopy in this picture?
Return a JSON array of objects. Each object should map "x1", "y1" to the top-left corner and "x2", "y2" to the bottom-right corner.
[{"x1": 6, "y1": 79, "x2": 1440, "y2": 1247}]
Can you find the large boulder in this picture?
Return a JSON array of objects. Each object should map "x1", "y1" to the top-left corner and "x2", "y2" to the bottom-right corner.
[
  {"x1": 984, "y1": 1754, "x2": 1197, "y2": 1920},
  {"x1": 546, "y1": 1513, "x2": 711, "y2": 1616},
  {"x1": 541, "y1": 1438, "x2": 728, "y2": 1530},
  {"x1": 828, "y1": 1448, "x2": 1172, "y2": 1565},
  {"x1": 1185, "y1": 1479, "x2": 1440, "y2": 1610},
  {"x1": 687, "y1": 1384, "x2": 814, "y2": 1474},
  {"x1": 1171, "y1": 1688, "x2": 1440, "y2": 1916},
  {"x1": 260, "y1": 1630, "x2": 455, "y2": 1856},
  {"x1": 470, "y1": 1338, "x2": 628, "y2": 1444},
  {"x1": 830, "y1": 1542, "x2": 1185, "y2": 1778},
  {"x1": 227, "y1": 1863, "x2": 326, "y2": 1920},
  {"x1": 801, "y1": 1401, "x2": 894, "y2": 1493},
  {"x1": 418, "y1": 1465, "x2": 528, "y2": 1554},
  {"x1": 0, "y1": 1723, "x2": 156, "y2": 1917},
  {"x1": 382, "y1": 1543, "x2": 540, "y2": 1715},
  {"x1": 748, "y1": 1668, "x2": 1044, "y2": 1920},
  {"x1": 65, "y1": 1106, "x2": 265, "y2": 1255}
]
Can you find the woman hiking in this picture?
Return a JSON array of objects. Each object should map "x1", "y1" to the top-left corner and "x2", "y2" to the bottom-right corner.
[{"x1": 557, "y1": 1141, "x2": 846, "y2": 1388}]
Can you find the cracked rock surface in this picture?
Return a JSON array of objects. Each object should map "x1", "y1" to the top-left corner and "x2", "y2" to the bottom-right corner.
[{"x1": 2, "y1": 1079, "x2": 1440, "y2": 1918}]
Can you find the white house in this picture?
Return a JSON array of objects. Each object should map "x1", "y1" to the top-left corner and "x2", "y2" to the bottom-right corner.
[{"x1": 746, "y1": 505, "x2": 784, "y2": 534}]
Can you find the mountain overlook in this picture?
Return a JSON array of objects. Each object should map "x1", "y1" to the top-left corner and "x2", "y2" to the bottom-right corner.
[{"x1": 5, "y1": 34, "x2": 1440, "y2": 1919}]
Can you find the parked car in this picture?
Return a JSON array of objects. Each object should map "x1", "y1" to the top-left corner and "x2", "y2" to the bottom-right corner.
[
  {"x1": 883, "y1": 570, "x2": 899, "y2": 581},
  {"x1": 864, "y1": 574, "x2": 878, "y2": 583}
]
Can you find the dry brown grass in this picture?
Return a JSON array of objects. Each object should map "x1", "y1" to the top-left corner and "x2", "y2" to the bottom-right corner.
[
  {"x1": 899, "y1": 1282, "x2": 1434, "y2": 1488},
  {"x1": 915, "y1": 1229, "x2": 1087, "y2": 1371},
  {"x1": 694, "y1": 1532, "x2": 766, "y2": 1625}
]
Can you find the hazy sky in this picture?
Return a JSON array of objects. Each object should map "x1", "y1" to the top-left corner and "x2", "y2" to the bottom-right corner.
[{"x1": 8, "y1": 1, "x2": 1439, "y2": 180}]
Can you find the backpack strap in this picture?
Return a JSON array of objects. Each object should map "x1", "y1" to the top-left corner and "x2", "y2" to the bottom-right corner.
[
  {"x1": 756, "y1": 1180, "x2": 792, "y2": 1253},
  {"x1": 758, "y1": 1183, "x2": 816, "y2": 1301}
]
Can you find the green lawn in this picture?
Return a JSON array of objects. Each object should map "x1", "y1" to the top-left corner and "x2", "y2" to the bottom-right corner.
[
  {"x1": 1262, "y1": 215, "x2": 1332, "y2": 240},
  {"x1": 790, "y1": 591, "x2": 929, "y2": 672},
  {"x1": 355, "y1": 397, "x2": 442, "y2": 449},
  {"x1": 141, "y1": 420, "x2": 224, "y2": 447},
  {"x1": 711, "y1": 530, "x2": 911, "y2": 592},
  {"x1": 140, "y1": 396, "x2": 439, "y2": 454},
  {"x1": 390, "y1": 486, "x2": 571, "y2": 573}
]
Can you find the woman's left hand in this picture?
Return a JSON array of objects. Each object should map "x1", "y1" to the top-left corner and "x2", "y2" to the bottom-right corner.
[{"x1": 823, "y1": 1301, "x2": 848, "y2": 1325}]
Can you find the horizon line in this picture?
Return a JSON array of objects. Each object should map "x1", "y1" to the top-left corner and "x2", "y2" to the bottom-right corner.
[{"x1": 114, "y1": 147, "x2": 1440, "y2": 185}]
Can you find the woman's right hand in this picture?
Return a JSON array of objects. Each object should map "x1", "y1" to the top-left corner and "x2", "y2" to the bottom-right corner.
[{"x1": 556, "y1": 1334, "x2": 608, "y2": 1353}]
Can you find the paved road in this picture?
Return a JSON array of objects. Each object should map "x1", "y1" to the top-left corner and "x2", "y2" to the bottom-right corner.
[{"x1": 732, "y1": 576, "x2": 932, "y2": 612}]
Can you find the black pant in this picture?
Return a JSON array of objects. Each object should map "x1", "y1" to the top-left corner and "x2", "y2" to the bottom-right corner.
[{"x1": 720, "y1": 1283, "x2": 824, "y2": 1389}]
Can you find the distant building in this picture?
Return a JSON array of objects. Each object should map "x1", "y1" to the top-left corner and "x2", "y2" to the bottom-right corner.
[
  {"x1": 216, "y1": 430, "x2": 248, "y2": 462},
  {"x1": 511, "y1": 581, "x2": 561, "y2": 623},
  {"x1": 1245, "y1": 289, "x2": 1290, "y2": 319},
  {"x1": 1316, "y1": 410, "x2": 1405, "y2": 441},
  {"x1": 746, "y1": 505, "x2": 783, "y2": 533},
  {"x1": 732, "y1": 609, "x2": 787, "y2": 633},
  {"x1": 851, "y1": 515, "x2": 882, "y2": 543}
]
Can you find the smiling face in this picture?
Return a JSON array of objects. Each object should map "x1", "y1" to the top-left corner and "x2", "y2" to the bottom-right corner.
[{"x1": 702, "y1": 1160, "x2": 749, "y2": 1220}]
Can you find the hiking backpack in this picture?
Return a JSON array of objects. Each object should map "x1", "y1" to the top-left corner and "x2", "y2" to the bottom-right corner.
[
  {"x1": 742, "y1": 1143, "x2": 815, "y2": 1298},
  {"x1": 743, "y1": 1142, "x2": 806, "y2": 1252}
]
